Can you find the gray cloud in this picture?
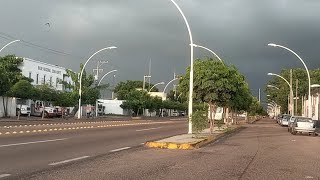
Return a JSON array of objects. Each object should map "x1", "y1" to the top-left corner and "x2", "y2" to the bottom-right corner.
[{"x1": 1, "y1": 0, "x2": 320, "y2": 98}]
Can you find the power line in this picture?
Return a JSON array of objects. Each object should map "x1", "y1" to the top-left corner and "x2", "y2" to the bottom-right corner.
[{"x1": 0, "y1": 31, "x2": 120, "y2": 69}]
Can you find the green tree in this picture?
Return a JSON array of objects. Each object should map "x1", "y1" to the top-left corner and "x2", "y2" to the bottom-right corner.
[
  {"x1": 120, "y1": 90, "x2": 150, "y2": 116},
  {"x1": 0, "y1": 55, "x2": 31, "y2": 117},
  {"x1": 265, "y1": 68, "x2": 320, "y2": 115},
  {"x1": 114, "y1": 80, "x2": 159, "y2": 100},
  {"x1": 178, "y1": 59, "x2": 248, "y2": 133},
  {"x1": 8, "y1": 80, "x2": 35, "y2": 119},
  {"x1": 61, "y1": 64, "x2": 107, "y2": 115}
]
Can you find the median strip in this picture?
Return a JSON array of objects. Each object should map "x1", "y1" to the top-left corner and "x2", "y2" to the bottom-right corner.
[{"x1": 48, "y1": 156, "x2": 90, "y2": 166}]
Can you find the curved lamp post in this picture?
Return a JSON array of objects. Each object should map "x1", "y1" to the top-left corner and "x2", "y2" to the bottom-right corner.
[
  {"x1": 0, "y1": 40, "x2": 20, "y2": 53},
  {"x1": 190, "y1": 43, "x2": 223, "y2": 63},
  {"x1": 163, "y1": 78, "x2": 179, "y2": 93},
  {"x1": 267, "y1": 84, "x2": 280, "y2": 90},
  {"x1": 268, "y1": 43, "x2": 310, "y2": 117},
  {"x1": 77, "y1": 46, "x2": 117, "y2": 119},
  {"x1": 148, "y1": 82, "x2": 165, "y2": 93},
  {"x1": 268, "y1": 72, "x2": 294, "y2": 115},
  {"x1": 98, "y1": 70, "x2": 118, "y2": 86},
  {"x1": 168, "y1": 0, "x2": 194, "y2": 134}
]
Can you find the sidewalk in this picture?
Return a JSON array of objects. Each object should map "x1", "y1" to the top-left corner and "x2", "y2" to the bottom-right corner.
[{"x1": 146, "y1": 125, "x2": 242, "y2": 150}]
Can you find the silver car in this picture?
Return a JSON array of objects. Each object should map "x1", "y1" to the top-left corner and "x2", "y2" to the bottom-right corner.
[
  {"x1": 280, "y1": 115, "x2": 291, "y2": 126},
  {"x1": 291, "y1": 117, "x2": 316, "y2": 136}
]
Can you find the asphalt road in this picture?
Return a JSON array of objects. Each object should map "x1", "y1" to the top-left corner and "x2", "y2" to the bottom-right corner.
[
  {"x1": 0, "y1": 119, "x2": 187, "y2": 179},
  {"x1": 13, "y1": 118, "x2": 320, "y2": 180}
]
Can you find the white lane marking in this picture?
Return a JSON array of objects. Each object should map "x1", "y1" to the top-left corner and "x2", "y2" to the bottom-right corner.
[
  {"x1": 0, "y1": 174, "x2": 11, "y2": 178},
  {"x1": 0, "y1": 138, "x2": 67, "y2": 148},
  {"x1": 110, "y1": 147, "x2": 131, "y2": 152},
  {"x1": 49, "y1": 156, "x2": 90, "y2": 166},
  {"x1": 136, "y1": 127, "x2": 162, "y2": 132}
]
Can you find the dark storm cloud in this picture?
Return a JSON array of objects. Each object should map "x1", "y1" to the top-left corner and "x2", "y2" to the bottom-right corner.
[{"x1": 1, "y1": 0, "x2": 320, "y2": 98}]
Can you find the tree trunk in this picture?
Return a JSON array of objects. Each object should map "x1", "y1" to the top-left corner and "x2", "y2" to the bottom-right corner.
[
  {"x1": 2, "y1": 97, "x2": 6, "y2": 117},
  {"x1": 17, "y1": 104, "x2": 22, "y2": 120},
  {"x1": 209, "y1": 103, "x2": 216, "y2": 134},
  {"x1": 42, "y1": 102, "x2": 45, "y2": 119}
]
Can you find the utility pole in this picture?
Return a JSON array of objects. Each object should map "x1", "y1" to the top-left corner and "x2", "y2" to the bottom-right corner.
[
  {"x1": 296, "y1": 79, "x2": 298, "y2": 115},
  {"x1": 258, "y1": 88, "x2": 261, "y2": 103},
  {"x1": 148, "y1": 59, "x2": 151, "y2": 90},
  {"x1": 93, "y1": 60, "x2": 108, "y2": 117},
  {"x1": 290, "y1": 69, "x2": 294, "y2": 116},
  {"x1": 93, "y1": 60, "x2": 108, "y2": 84}
]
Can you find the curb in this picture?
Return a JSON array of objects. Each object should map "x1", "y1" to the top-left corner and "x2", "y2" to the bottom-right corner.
[{"x1": 145, "y1": 126, "x2": 242, "y2": 150}]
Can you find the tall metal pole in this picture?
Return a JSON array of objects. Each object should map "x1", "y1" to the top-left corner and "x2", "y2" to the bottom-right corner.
[
  {"x1": 0, "y1": 40, "x2": 20, "y2": 53},
  {"x1": 258, "y1": 88, "x2": 261, "y2": 103},
  {"x1": 290, "y1": 69, "x2": 294, "y2": 115},
  {"x1": 268, "y1": 43, "x2": 311, "y2": 117},
  {"x1": 296, "y1": 79, "x2": 298, "y2": 115},
  {"x1": 169, "y1": 0, "x2": 194, "y2": 134},
  {"x1": 77, "y1": 46, "x2": 117, "y2": 119}
]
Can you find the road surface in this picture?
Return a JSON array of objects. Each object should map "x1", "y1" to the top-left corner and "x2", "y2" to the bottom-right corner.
[
  {"x1": 0, "y1": 119, "x2": 187, "y2": 179},
  {"x1": 6, "y1": 118, "x2": 320, "y2": 180}
]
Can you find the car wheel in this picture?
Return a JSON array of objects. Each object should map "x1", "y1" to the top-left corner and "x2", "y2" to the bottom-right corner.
[
  {"x1": 292, "y1": 129, "x2": 297, "y2": 135},
  {"x1": 312, "y1": 132, "x2": 316, "y2": 137}
]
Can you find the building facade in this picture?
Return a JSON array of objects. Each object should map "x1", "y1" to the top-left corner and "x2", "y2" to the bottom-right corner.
[{"x1": 19, "y1": 58, "x2": 72, "y2": 91}]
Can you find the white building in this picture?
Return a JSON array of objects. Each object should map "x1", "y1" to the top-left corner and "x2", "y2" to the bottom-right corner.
[{"x1": 19, "y1": 58, "x2": 73, "y2": 91}]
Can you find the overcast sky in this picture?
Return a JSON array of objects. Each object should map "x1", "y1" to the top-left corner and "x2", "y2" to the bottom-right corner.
[{"x1": 1, "y1": 0, "x2": 320, "y2": 99}]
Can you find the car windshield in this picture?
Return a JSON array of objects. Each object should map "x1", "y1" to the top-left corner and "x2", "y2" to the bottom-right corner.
[
  {"x1": 296, "y1": 118, "x2": 313, "y2": 123},
  {"x1": 283, "y1": 116, "x2": 290, "y2": 120}
]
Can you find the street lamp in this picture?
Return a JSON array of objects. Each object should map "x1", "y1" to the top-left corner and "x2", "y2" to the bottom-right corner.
[
  {"x1": 267, "y1": 84, "x2": 280, "y2": 90},
  {"x1": 311, "y1": 84, "x2": 320, "y2": 88},
  {"x1": 163, "y1": 78, "x2": 179, "y2": 93},
  {"x1": 77, "y1": 46, "x2": 117, "y2": 119},
  {"x1": 148, "y1": 82, "x2": 165, "y2": 93},
  {"x1": 267, "y1": 72, "x2": 294, "y2": 115},
  {"x1": 98, "y1": 70, "x2": 118, "y2": 86},
  {"x1": 0, "y1": 40, "x2": 20, "y2": 53},
  {"x1": 169, "y1": 0, "x2": 194, "y2": 134},
  {"x1": 268, "y1": 43, "x2": 311, "y2": 117},
  {"x1": 190, "y1": 43, "x2": 223, "y2": 63}
]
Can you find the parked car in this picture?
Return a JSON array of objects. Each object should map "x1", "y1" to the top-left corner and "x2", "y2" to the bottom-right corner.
[
  {"x1": 277, "y1": 114, "x2": 284, "y2": 124},
  {"x1": 287, "y1": 116, "x2": 296, "y2": 132},
  {"x1": 314, "y1": 120, "x2": 320, "y2": 135},
  {"x1": 290, "y1": 117, "x2": 316, "y2": 136},
  {"x1": 280, "y1": 115, "x2": 291, "y2": 126}
]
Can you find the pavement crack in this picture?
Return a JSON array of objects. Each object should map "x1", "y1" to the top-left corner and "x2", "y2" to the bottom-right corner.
[{"x1": 238, "y1": 136, "x2": 260, "y2": 180}]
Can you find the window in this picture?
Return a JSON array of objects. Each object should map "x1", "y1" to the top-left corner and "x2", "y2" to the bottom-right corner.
[
  {"x1": 29, "y1": 72, "x2": 32, "y2": 79},
  {"x1": 36, "y1": 74, "x2": 39, "y2": 84},
  {"x1": 56, "y1": 78, "x2": 59, "y2": 87},
  {"x1": 50, "y1": 77, "x2": 52, "y2": 86},
  {"x1": 43, "y1": 75, "x2": 46, "y2": 84}
]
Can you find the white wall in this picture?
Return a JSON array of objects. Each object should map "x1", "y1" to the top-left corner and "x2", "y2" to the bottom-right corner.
[
  {"x1": 0, "y1": 97, "x2": 17, "y2": 117},
  {"x1": 19, "y1": 58, "x2": 72, "y2": 91},
  {"x1": 98, "y1": 99, "x2": 129, "y2": 115}
]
